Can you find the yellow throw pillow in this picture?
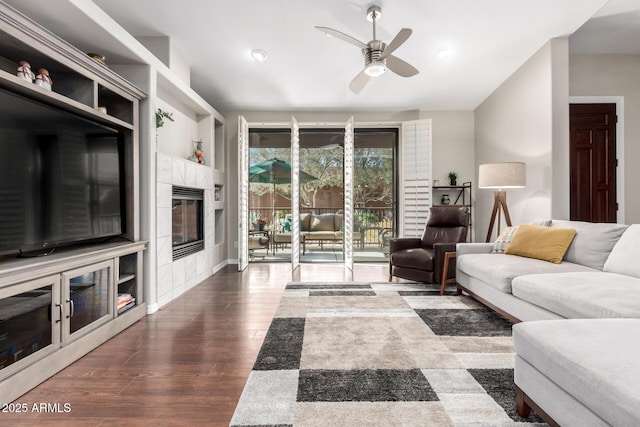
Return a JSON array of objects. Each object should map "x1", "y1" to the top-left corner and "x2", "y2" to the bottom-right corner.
[{"x1": 504, "y1": 224, "x2": 576, "y2": 264}]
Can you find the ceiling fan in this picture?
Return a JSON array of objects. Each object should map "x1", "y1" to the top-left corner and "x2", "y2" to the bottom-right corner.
[{"x1": 316, "y1": 5, "x2": 419, "y2": 94}]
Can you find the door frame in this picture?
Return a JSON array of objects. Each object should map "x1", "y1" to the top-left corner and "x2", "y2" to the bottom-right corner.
[{"x1": 569, "y1": 96, "x2": 625, "y2": 224}]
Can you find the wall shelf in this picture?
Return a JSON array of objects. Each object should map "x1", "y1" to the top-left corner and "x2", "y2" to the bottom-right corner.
[{"x1": 432, "y1": 181, "x2": 473, "y2": 241}]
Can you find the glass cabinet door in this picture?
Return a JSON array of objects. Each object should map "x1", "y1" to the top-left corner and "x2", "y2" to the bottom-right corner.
[
  {"x1": 0, "y1": 275, "x2": 61, "y2": 380},
  {"x1": 61, "y1": 260, "x2": 114, "y2": 344}
]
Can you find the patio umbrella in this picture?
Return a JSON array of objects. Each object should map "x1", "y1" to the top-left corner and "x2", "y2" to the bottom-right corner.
[{"x1": 249, "y1": 158, "x2": 317, "y2": 227}]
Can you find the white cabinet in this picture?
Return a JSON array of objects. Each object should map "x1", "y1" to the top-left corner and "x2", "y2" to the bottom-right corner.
[
  {"x1": 61, "y1": 260, "x2": 115, "y2": 345},
  {"x1": 0, "y1": 275, "x2": 61, "y2": 381},
  {"x1": 0, "y1": 242, "x2": 146, "y2": 403}
]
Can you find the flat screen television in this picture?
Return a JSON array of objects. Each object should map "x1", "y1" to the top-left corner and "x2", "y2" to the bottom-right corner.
[{"x1": 0, "y1": 87, "x2": 125, "y2": 257}]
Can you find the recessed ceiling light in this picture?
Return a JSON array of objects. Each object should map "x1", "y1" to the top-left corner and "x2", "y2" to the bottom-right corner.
[
  {"x1": 251, "y1": 49, "x2": 268, "y2": 62},
  {"x1": 437, "y1": 49, "x2": 451, "y2": 59}
]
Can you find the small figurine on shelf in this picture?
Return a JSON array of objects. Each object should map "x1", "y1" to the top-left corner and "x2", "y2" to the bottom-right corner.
[
  {"x1": 35, "y1": 68, "x2": 52, "y2": 90},
  {"x1": 16, "y1": 61, "x2": 35, "y2": 82},
  {"x1": 193, "y1": 139, "x2": 205, "y2": 165}
]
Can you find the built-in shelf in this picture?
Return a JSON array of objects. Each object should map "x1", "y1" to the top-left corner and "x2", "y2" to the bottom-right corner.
[
  {"x1": 215, "y1": 209, "x2": 224, "y2": 245},
  {"x1": 214, "y1": 118, "x2": 224, "y2": 171},
  {"x1": 118, "y1": 273, "x2": 136, "y2": 284}
]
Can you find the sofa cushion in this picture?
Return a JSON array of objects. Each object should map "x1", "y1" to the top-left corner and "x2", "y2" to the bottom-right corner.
[
  {"x1": 302, "y1": 231, "x2": 341, "y2": 241},
  {"x1": 310, "y1": 214, "x2": 336, "y2": 232},
  {"x1": 389, "y1": 247, "x2": 434, "y2": 270},
  {"x1": 300, "y1": 213, "x2": 312, "y2": 231},
  {"x1": 334, "y1": 214, "x2": 343, "y2": 232},
  {"x1": 457, "y1": 253, "x2": 597, "y2": 293},
  {"x1": 504, "y1": 224, "x2": 576, "y2": 264},
  {"x1": 551, "y1": 220, "x2": 628, "y2": 270},
  {"x1": 603, "y1": 224, "x2": 640, "y2": 279},
  {"x1": 513, "y1": 319, "x2": 640, "y2": 427},
  {"x1": 512, "y1": 272, "x2": 640, "y2": 318}
]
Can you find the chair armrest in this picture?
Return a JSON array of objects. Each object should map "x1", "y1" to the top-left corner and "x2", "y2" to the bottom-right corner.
[
  {"x1": 389, "y1": 237, "x2": 422, "y2": 253},
  {"x1": 456, "y1": 243, "x2": 493, "y2": 256},
  {"x1": 433, "y1": 243, "x2": 457, "y2": 284}
]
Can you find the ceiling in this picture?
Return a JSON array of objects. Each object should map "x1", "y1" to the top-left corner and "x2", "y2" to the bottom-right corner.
[{"x1": 5, "y1": 0, "x2": 640, "y2": 113}]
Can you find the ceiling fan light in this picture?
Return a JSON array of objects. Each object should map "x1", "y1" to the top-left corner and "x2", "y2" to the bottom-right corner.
[{"x1": 364, "y1": 62, "x2": 386, "y2": 77}]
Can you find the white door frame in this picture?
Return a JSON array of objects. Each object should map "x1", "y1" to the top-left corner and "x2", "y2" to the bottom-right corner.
[
  {"x1": 291, "y1": 116, "x2": 300, "y2": 271},
  {"x1": 237, "y1": 116, "x2": 249, "y2": 271},
  {"x1": 343, "y1": 116, "x2": 354, "y2": 271}
]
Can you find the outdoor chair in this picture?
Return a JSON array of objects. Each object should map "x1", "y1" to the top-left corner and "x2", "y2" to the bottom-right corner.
[{"x1": 388, "y1": 206, "x2": 469, "y2": 286}]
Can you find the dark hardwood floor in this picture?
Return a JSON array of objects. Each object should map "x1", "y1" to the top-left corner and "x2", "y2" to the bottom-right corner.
[{"x1": 4, "y1": 263, "x2": 388, "y2": 426}]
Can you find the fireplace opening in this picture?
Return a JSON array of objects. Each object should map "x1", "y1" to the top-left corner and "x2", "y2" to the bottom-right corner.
[{"x1": 172, "y1": 186, "x2": 204, "y2": 260}]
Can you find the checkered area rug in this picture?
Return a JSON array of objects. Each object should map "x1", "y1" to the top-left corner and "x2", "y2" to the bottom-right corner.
[{"x1": 230, "y1": 282, "x2": 546, "y2": 426}]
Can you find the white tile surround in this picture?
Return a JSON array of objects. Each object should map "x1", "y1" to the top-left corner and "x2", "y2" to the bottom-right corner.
[{"x1": 156, "y1": 152, "x2": 217, "y2": 308}]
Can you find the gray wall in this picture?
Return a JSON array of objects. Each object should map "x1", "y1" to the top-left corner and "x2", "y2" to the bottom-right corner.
[
  {"x1": 474, "y1": 39, "x2": 570, "y2": 242},
  {"x1": 569, "y1": 54, "x2": 640, "y2": 224},
  {"x1": 223, "y1": 110, "x2": 475, "y2": 261}
]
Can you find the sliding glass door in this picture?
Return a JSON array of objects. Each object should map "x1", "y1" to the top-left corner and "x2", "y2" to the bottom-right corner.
[
  {"x1": 353, "y1": 128, "x2": 397, "y2": 260},
  {"x1": 240, "y1": 120, "x2": 400, "y2": 265}
]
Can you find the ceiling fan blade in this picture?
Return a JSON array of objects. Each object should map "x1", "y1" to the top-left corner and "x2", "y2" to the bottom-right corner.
[
  {"x1": 386, "y1": 55, "x2": 419, "y2": 77},
  {"x1": 379, "y1": 28, "x2": 412, "y2": 60},
  {"x1": 349, "y1": 69, "x2": 371, "y2": 94},
  {"x1": 315, "y1": 26, "x2": 367, "y2": 49}
]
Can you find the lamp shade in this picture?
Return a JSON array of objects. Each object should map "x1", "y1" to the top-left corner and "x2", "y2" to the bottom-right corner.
[{"x1": 478, "y1": 162, "x2": 526, "y2": 189}]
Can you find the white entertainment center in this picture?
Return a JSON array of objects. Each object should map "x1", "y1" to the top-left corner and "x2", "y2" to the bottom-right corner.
[
  {"x1": 0, "y1": 3, "x2": 148, "y2": 403},
  {"x1": 0, "y1": 0, "x2": 229, "y2": 402}
]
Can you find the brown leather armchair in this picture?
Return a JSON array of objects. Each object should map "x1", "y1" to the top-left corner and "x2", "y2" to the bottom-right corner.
[{"x1": 389, "y1": 206, "x2": 469, "y2": 284}]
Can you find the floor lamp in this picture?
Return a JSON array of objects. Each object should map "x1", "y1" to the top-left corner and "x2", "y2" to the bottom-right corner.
[{"x1": 479, "y1": 162, "x2": 526, "y2": 242}]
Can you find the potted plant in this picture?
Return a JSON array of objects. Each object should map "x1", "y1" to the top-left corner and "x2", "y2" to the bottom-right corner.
[
  {"x1": 448, "y1": 172, "x2": 458, "y2": 186},
  {"x1": 256, "y1": 218, "x2": 267, "y2": 231}
]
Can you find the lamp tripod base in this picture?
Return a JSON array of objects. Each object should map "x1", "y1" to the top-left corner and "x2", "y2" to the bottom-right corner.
[{"x1": 485, "y1": 190, "x2": 512, "y2": 242}]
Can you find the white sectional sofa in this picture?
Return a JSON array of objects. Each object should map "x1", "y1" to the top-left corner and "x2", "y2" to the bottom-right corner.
[
  {"x1": 456, "y1": 221, "x2": 640, "y2": 426},
  {"x1": 456, "y1": 220, "x2": 636, "y2": 322},
  {"x1": 513, "y1": 319, "x2": 640, "y2": 427}
]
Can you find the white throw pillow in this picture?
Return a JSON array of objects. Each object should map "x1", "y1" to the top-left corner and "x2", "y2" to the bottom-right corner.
[
  {"x1": 491, "y1": 219, "x2": 552, "y2": 254},
  {"x1": 603, "y1": 224, "x2": 640, "y2": 279}
]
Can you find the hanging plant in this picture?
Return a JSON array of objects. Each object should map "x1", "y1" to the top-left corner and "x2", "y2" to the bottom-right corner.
[{"x1": 156, "y1": 108, "x2": 174, "y2": 128}]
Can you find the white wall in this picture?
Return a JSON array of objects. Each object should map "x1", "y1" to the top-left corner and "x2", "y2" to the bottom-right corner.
[
  {"x1": 137, "y1": 36, "x2": 191, "y2": 86},
  {"x1": 569, "y1": 54, "x2": 640, "y2": 224},
  {"x1": 474, "y1": 39, "x2": 569, "y2": 242},
  {"x1": 420, "y1": 111, "x2": 475, "y2": 187},
  {"x1": 223, "y1": 110, "x2": 475, "y2": 260}
]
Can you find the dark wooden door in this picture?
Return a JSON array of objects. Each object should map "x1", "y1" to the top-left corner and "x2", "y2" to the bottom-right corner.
[{"x1": 569, "y1": 103, "x2": 617, "y2": 222}]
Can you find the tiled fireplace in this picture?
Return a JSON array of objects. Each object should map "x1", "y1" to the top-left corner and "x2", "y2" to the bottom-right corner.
[
  {"x1": 172, "y1": 186, "x2": 204, "y2": 260},
  {"x1": 156, "y1": 152, "x2": 215, "y2": 307}
]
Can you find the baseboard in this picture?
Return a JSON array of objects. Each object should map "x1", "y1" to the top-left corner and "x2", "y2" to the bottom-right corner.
[
  {"x1": 228, "y1": 258, "x2": 239, "y2": 265},
  {"x1": 146, "y1": 303, "x2": 159, "y2": 314},
  {"x1": 213, "y1": 260, "x2": 228, "y2": 273}
]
